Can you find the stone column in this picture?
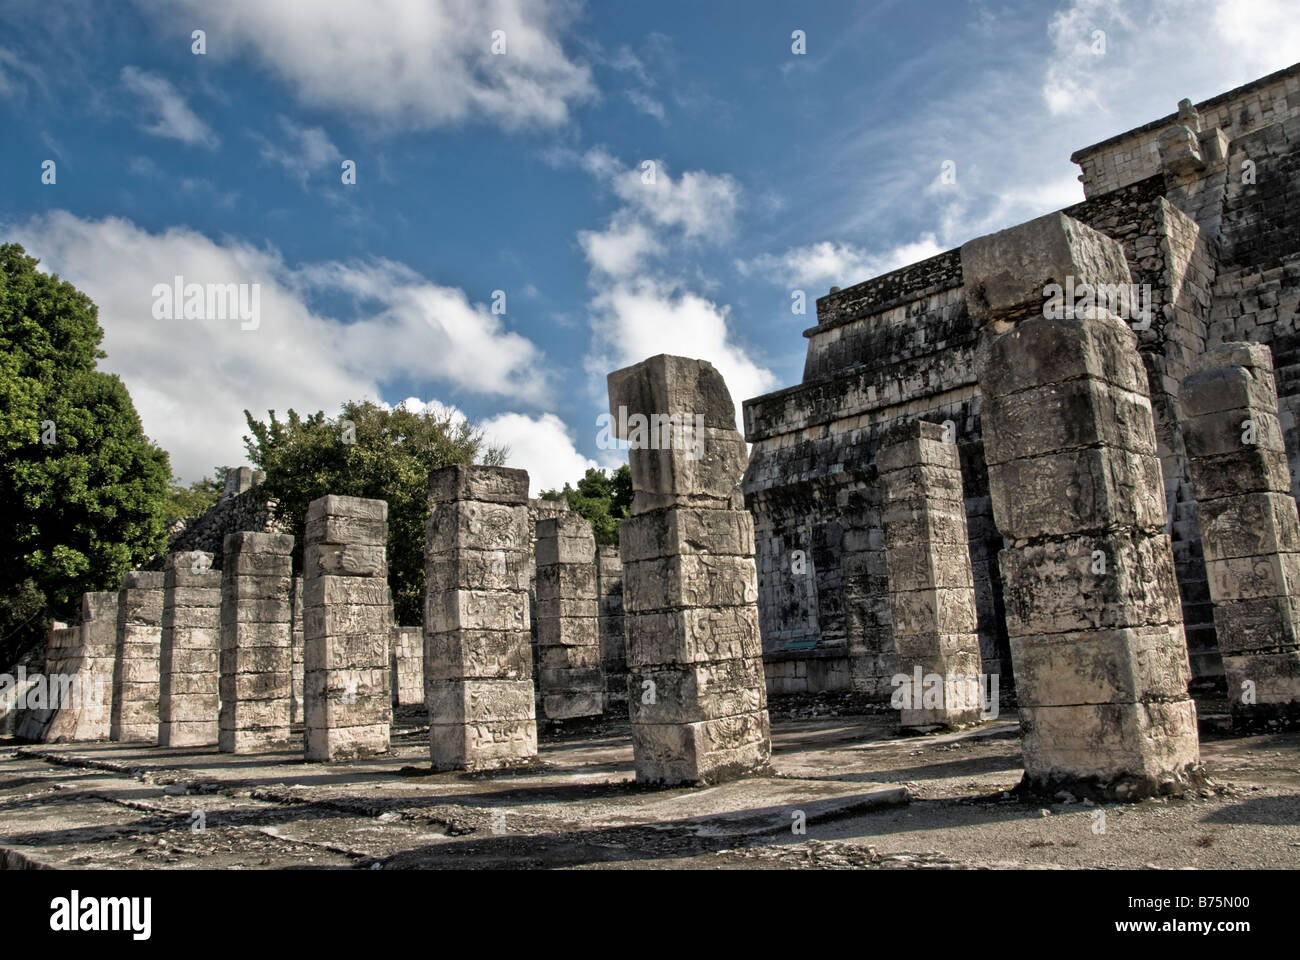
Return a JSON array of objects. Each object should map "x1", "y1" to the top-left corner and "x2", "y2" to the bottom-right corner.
[
  {"x1": 110, "y1": 571, "x2": 164, "y2": 742},
  {"x1": 879, "y1": 420, "x2": 986, "y2": 730},
  {"x1": 535, "y1": 514, "x2": 604, "y2": 721},
  {"x1": 290, "y1": 576, "x2": 304, "y2": 725},
  {"x1": 425, "y1": 465, "x2": 537, "y2": 771},
  {"x1": 609, "y1": 354, "x2": 770, "y2": 785},
  {"x1": 158, "y1": 550, "x2": 221, "y2": 747},
  {"x1": 219, "y1": 532, "x2": 294, "y2": 753},
  {"x1": 302, "y1": 495, "x2": 392, "y2": 761},
  {"x1": 390, "y1": 626, "x2": 424, "y2": 707},
  {"x1": 597, "y1": 545, "x2": 628, "y2": 712},
  {"x1": 966, "y1": 212, "x2": 1200, "y2": 799},
  {"x1": 77, "y1": 591, "x2": 118, "y2": 740},
  {"x1": 1183, "y1": 342, "x2": 1300, "y2": 727}
]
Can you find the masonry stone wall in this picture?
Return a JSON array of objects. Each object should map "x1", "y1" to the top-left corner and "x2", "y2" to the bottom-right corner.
[
  {"x1": 1071, "y1": 64, "x2": 1300, "y2": 198},
  {"x1": 167, "y1": 468, "x2": 281, "y2": 567}
]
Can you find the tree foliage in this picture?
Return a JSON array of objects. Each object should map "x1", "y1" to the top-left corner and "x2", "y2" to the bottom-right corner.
[
  {"x1": 243, "y1": 400, "x2": 506, "y2": 627},
  {"x1": 0, "y1": 243, "x2": 171, "y2": 667},
  {"x1": 164, "y1": 468, "x2": 227, "y2": 525},
  {"x1": 540, "y1": 465, "x2": 632, "y2": 546}
]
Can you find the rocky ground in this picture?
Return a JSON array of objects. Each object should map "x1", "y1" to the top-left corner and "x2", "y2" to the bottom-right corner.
[{"x1": 1, "y1": 698, "x2": 1296, "y2": 870}]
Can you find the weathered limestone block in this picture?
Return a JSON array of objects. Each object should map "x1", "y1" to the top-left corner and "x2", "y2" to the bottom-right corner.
[
  {"x1": 303, "y1": 495, "x2": 392, "y2": 761},
  {"x1": 879, "y1": 420, "x2": 986, "y2": 730},
  {"x1": 611, "y1": 355, "x2": 771, "y2": 785},
  {"x1": 425, "y1": 465, "x2": 537, "y2": 771},
  {"x1": 535, "y1": 514, "x2": 604, "y2": 721},
  {"x1": 219, "y1": 532, "x2": 294, "y2": 753},
  {"x1": 597, "y1": 545, "x2": 628, "y2": 711},
  {"x1": 110, "y1": 571, "x2": 165, "y2": 742},
  {"x1": 967, "y1": 214, "x2": 1200, "y2": 799},
  {"x1": 1184, "y1": 342, "x2": 1300, "y2": 727},
  {"x1": 158, "y1": 551, "x2": 221, "y2": 746}
]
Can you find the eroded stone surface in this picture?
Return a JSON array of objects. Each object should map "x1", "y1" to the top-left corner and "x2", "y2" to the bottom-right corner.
[
  {"x1": 879, "y1": 420, "x2": 987, "y2": 731},
  {"x1": 1185, "y1": 343, "x2": 1300, "y2": 728},
  {"x1": 219, "y1": 532, "x2": 294, "y2": 754},
  {"x1": 535, "y1": 514, "x2": 604, "y2": 721},
  {"x1": 425, "y1": 466, "x2": 538, "y2": 771},
  {"x1": 611, "y1": 355, "x2": 771, "y2": 785},
  {"x1": 303, "y1": 496, "x2": 392, "y2": 761},
  {"x1": 158, "y1": 551, "x2": 221, "y2": 747},
  {"x1": 970, "y1": 215, "x2": 1201, "y2": 799}
]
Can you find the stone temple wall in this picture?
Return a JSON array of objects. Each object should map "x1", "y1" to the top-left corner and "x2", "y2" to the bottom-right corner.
[
  {"x1": 1071, "y1": 63, "x2": 1300, "y2": 198},
  {"x1": 743, "y1": 64, "x2": 1300, "y2": 697},
  {"x1": 167, "y1": 468, "x2": 282, "y2": 568}
]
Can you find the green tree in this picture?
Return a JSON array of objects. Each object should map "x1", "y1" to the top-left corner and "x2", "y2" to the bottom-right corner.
[
  {"x1": 164, "y1": 467, "x2": 228, "y2": 524},
  {"x1": 540, "y1": 465, "x2": 632, "y2": 546},
  {"x1": 0, "y1": 243, "x2": 171, "y2": 667},
  {"x1": 243, "y1": 401, "x2": 506, "y2": 627}
]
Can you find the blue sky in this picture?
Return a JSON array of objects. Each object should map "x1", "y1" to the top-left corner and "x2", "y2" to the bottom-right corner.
[{"x1": 2, "y1": 0, "x2": 1295, "y2": 493}]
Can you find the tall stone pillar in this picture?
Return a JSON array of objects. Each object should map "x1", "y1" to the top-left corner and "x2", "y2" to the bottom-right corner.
[
  {"x1": 219, "y1": 532, "x2": 294, "y2": 753},
  {"x1": 110, "y1": 571, "x2": 164, "y2": 742},
  {"x1": 535, "y1": 514, "x2": 604, "y2": 721},
  {"x1": 597, "y1": 545, "x2": 628, "y2": 711},
  {"x1": 966, "y1": 212, "x2": 1200, "y2": 799},
  {"x1": 609, "y1": 354, "x2": 770, "y2": 785},
  {"x1": 158, "y1": 551, "x2": 221, "y2": 747},
  {"x1": 78, "y1": 591, "x2": 118, "y2": 740},
  {"x1": 1183, "y1": 342, "x2": 1300, "y2": 727},
  {"x1": 390, "y1": 626, "x2": 424, "y2": 707},
  {"x1": 425, "y1": 466, "x2": 537, "y2": 771},
  {"x1": 302, "y1": 495, "x2": 392, "y2": 761},
  {"x1": 879, "y1": 420, "x2": 986, "y2": 730},
  {"x1": 290, "y1": 576, "x2": 304, "y2": 725}
]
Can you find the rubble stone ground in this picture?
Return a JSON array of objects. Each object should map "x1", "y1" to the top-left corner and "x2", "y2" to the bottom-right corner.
[{"x1": 2, "y1": 696, "x2": 1295, "y2": 870}]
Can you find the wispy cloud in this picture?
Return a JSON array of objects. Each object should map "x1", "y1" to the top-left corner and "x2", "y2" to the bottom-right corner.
[{"x1": 120, "y1": 66, "x2": 218, "y2": 147}]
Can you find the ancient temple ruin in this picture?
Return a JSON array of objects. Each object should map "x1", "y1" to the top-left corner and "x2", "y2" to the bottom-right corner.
[
  {"x1": 743, "y1": 64, "x2": 1300, "y2": 720},
  {"x1": 8, "y1": 67, "x2": 1300, "y2": 827}
]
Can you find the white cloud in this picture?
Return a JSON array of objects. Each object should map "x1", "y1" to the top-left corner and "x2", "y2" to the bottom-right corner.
[
  {"x1": 0, "y1": 46, "x2": 41, "y2": 100},
  {"x1": 578, "y1": 219, "x2": 659, "y2": 278},
  {"x1": 738, "y1": 235, "x2": 946, "y2": 291},
  {"x1": 610, "y1": 163, "x2": 741, "y2": 243},
  {"x1": 120, "y1": 66, "x2": 217, "y2": 147},
  {"x1": 1043, "y1": 0, "x2": 1300, "y2": 119},
  {"x1": 11, "y1": 212, "x2": 550, "y2": 481},
  {"x1": 392, "y1": 398, "x2": 597, "y2": 495},
  {"x1": 256, "y1": 116, "x2": 343, "y2": 184},
  {"x1": 586, "y1": 276, "x2": 777, "y2": 426},
  {"x1": 574, "y1": 154, "x2": 776, "y2": 420},
  {"x1": 135, "y1": 0, "x2": 595, "y2": 132},
  {"x1": 478, "y1": 412, "x2": 599, "y2": 497},
  {"x1": 627, "y1": 89, "x2": 665, "y2": 120}
]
